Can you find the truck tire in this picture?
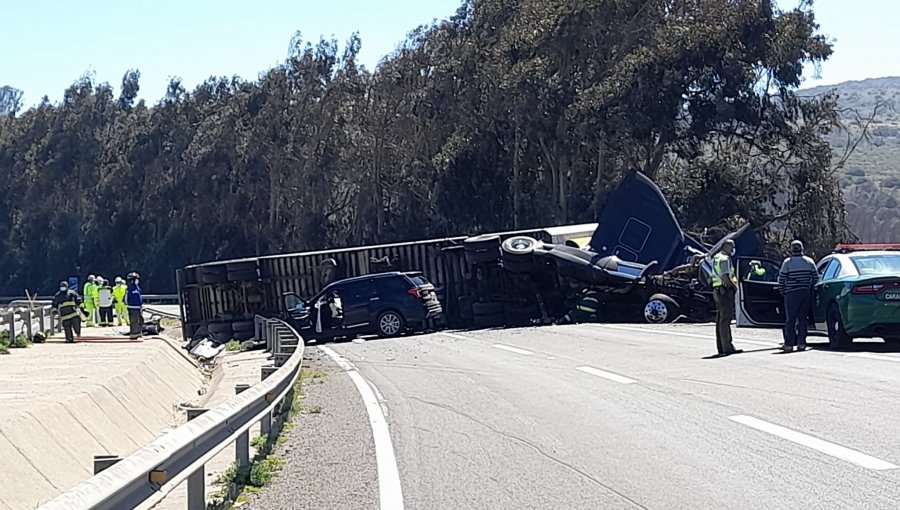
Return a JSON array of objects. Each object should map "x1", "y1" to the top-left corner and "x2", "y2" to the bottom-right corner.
[
  {"x1": 473, "y1": 301, "x2": 504, "y2": 316},
  {"x1": 501, "y1": 236, "x2": 539, "y2": 257},
  {"x1": 207, "y1": 322, "x2": 234, "y2": 340},
  {"x1": 465, "y1": 235, "x2": 501, "y2": 265},
  {"x1": 502, "y1": 256, "x2": 534, "y2": 274},
  {"x1": 200, "y1": 265, "x2": 228, "y2": 284},
  {"x1": 227, "y1": 269, "x2": 259, "y2": 282},
  {"x1": 233, "y1": 329, "x2": 254, "y2": 341},
  {"x1": 474, "y1": 313, "x2": 505, "y2": 329},
  {"x1": 232, "y1": 321, "x2": 254, "y2": 333},
  {"x1": 644, "y1": 294, "x2": 680, "y2": 324}
]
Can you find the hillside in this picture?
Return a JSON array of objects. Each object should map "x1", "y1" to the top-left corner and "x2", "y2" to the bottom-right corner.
[{"x1": 802, "y1": 77, "x2": 900, "y2": 241}]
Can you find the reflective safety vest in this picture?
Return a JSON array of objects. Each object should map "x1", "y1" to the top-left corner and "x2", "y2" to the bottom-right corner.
[
  {"x1": 711, "y1": 253, "x2": 737, "y2": 288},
  {"x1": 113, "y1": 284, "x2": 127, "y2": 303},
  {"x1": 83, "y1": 282, "x2": 95, "y2": 303},
  {"x1": 576, "y1": 290, "x2": 601, "y2": 314},
  {"x1": 98, "y1": 286, "x2": 114, "y2": 307},
  {"x1": 746, "y1": 266, "x2": 766, "y2": 281}
]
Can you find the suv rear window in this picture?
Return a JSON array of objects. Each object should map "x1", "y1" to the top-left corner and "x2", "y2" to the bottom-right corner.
[
  {"x1": 375, "y1": 276, "x2": 413, "y2": 294},
  {"x1": 409, "y1": 275, "x2": 428, "y2": 287}
]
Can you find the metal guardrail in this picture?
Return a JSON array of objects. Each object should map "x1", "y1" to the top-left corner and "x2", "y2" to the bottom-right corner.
[
  {"x1": 0, "y1": 294, "x2": 179, "y2": 305},
  {"x1": 38, "y1": 316, "x2": 304, "y2": 510},
  {"x1": 0, "y1": 305, "x2": 61, "y2": 341}
]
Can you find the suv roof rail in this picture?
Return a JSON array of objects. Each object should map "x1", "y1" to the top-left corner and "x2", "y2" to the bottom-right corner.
[{"x1": 834, "y1": 244, "x2": 900, "y2": 253}]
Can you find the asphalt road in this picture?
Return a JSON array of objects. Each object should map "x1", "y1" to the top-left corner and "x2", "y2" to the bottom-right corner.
[{"x1": 251, "y1": 323, "x2": 900, "y2": 510}]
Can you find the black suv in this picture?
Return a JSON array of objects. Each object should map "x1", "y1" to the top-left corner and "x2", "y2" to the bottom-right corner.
[{"x1": 282, "y1": 272, "x2": 443, "y2": 342}]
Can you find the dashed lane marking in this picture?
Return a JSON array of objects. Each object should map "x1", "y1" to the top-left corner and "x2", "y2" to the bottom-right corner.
[
  {"x1": 730, "y1": 415, "x2": 898, "y2": 471},
  {"x1": 491, "y1": 344, "x2": 534, "y2": 356},
  {"x1": 576, "y1": 366, "x2": 637, "y2": 385}
]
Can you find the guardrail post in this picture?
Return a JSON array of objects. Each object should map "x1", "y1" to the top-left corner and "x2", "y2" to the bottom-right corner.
[
  {"x1": 93, "y1": 454, "x2": 121, "y2": 474},
  {"x1": 235, "y1": 384, "x2": 251, "y2": 469},
  {"x1": 261, "y1": 366, "x2": 277, "y2": 380},
  {"x1": 186, "y1": 408, "x2": 208, "y2": 510},
  {"x1": 38, "y1": 307, "x2": 46, "y2": 334},
  {"x1": 7, "y1": 310, "x2": 13, "y2": 341},
  {"x1": 24, "y1": 309, "x2": 32, "y2": 339}
]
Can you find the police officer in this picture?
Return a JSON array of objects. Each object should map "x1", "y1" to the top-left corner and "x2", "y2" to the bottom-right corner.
[
  {"x1": 126, "y1": 272, "x2": 143, "y2": 339},
  {"x1": 711, "y1": 240, "x2": 742, "y2": 356},
  {"x1": 52, "y1": 281, "x2": 84, "y2": 343}
]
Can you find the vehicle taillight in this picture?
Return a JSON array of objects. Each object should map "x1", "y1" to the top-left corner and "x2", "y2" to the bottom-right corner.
[
  {"x1": 407, "y1": 288, "x2": 422, "y2": 298},
  {"x1": 852, "y1": 284, "x2": 885, "y2": 295}
]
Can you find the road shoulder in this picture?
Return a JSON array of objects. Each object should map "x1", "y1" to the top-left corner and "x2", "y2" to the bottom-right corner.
[{"x1": 248, "y1": 346, "x2": 379, "y2": 510}]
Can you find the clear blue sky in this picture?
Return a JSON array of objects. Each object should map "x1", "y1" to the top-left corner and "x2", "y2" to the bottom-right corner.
[{"x1": 2, "y1": 0, "x2": 896, "y2": 107}]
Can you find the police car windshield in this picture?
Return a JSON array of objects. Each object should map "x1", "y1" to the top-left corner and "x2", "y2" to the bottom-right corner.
[{"x1": 850, "y1": 254, "x2": 900, "y2": 276}]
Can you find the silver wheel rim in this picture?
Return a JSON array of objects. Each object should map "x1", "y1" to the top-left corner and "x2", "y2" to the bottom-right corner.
[
  {"x1": 644, "y1": 300, "x2": 668, "y2": 323},
  {"x1": 380, "y1": 313, "x2": 401, "y2": 335}
]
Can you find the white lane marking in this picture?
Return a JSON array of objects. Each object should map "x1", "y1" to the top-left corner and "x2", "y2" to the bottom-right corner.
[
  {"x1": 576, "y1": 366, "x2": 637, "y2": 385},
  {"x1": 848, "y1": 353, "x2": 900, "y2": 363},
  {"x1": 491, "y1": 344, "x2": 534, "y2": 356},
  {"x1": 439, "y1": 332, "x2": 469, "y2": 340},
  {"x1": 545, "y1": 356, "x2": 557, "y2": 360},
  {"x1": 730, "y1": 415, "x2": 898, "y2": 471},
  {"x1": 599, "y1": 324, "x2": 777, "y2": 347},
  {"x1": 320, "y1": 346, "x2": 405, "y2": 510}
]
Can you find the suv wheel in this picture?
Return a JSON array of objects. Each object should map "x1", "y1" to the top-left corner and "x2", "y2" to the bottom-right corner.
[{"x1": 377, "y1": 310, "x2": 405, "y2": 337}]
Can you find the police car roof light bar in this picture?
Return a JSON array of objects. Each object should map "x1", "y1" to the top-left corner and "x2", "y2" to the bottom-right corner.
[{"x1": 834, "y1": 243, "x2": 900, "y2": 253}]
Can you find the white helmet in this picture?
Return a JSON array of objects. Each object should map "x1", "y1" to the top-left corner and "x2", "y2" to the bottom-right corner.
[
  {"x1": 88, "y1": 275, "x2": 96, "y2": 282},
  {"x1": 115, "y1": 277, "x2": 124, "y2": 284}
]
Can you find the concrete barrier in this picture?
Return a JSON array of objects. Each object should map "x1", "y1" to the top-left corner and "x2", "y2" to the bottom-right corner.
[{"x1": 0, "y1": 332, "x2": 204, "y2": 509}]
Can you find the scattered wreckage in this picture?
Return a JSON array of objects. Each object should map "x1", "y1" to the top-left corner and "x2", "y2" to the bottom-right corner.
[
  {"x1": 457, "y1": 172, "x2": 764, "y2": 326},
  {"x1": 177, "y1": 171, "x2": 765, "y2": 342}
]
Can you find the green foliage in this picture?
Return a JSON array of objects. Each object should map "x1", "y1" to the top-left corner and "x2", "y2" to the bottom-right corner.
[
  {"x1": 11, "y1": 333, "x2": 31, "y2": 348},
  {"x1": 0, "y1": 337, "x2": 9, "y2": 355},
  {"x1": 249, "y1": 456, "x2": 285, "y2": 487},
  {"x1": 0, "y1": 0, "x2": 849, "y2": 292},
  {"x1": 224, "y1": 340, "x2": 242, "y2": 352}
]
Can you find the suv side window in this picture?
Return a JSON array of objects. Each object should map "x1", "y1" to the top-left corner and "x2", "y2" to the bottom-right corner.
[
  {"x1": 343, "y1": 280, "x2": 377, "y2": 304},
  {"x1": 375, "y1": 276, "x2": 412, "y2": 295}
]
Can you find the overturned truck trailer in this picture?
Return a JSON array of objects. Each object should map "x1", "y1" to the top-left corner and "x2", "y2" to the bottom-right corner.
[
  {"x1": 177, "y1": 171, "x2": 764, "y2": 340},
  {"x1": 176, "y1": 224, "x2": 597, "y2": 341}
]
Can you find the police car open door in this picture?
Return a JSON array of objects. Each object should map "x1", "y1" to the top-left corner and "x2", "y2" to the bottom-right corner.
[{"x1": 735, "y1": 257, "x2": 785, "y2": 327}]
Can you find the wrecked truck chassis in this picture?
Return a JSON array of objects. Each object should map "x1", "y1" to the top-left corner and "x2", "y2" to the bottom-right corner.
[{"x1": 523, "y1": 246, "x2": 717, "y2": 324}]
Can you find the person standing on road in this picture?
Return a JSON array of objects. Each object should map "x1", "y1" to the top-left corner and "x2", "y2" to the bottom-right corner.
[
  {"x1": 711, "y1": 239, "x2": 742, "y2": 356},
  {"x1": 126, "y1": 272, "x2": 143, "y2": 339},
  {"x1": 97, "y1": 278, "x2": 115, "y2": 327},
  {"x1": 82, "y1": 275, "x2": 97, "y2": 327},
  {"x1": 113, "y1": 277, "x2": 129, "y2": 326},
  {"x1": 777, "y1": 240, "x2": 819, "y2": 352},
  {"x1": 52, "y1": 281, "x2": 83, "y2": 343}
]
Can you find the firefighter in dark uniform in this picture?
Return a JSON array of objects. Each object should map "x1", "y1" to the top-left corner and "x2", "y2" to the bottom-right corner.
[
  {"x1": 52, "y1": 281, "x2": 84, "y2": 343},
  {"x1": 556, "y1": 287, "x2": 601, "y2": 324}
]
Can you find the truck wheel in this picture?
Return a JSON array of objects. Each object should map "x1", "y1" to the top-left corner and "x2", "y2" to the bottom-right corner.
[
  {"x1": 200, "y1": 265, "x2": 228, "y2": 284},
  {"x1": 465, "y1": 235, "x2": 501, "y2": 265},
  {"x1": 644, "y1": 294, "x2": 680, "y2": 324}
]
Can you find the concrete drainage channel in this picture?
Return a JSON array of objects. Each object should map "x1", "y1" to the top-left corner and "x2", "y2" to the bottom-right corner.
[{"x1": 37, "y1": 316, "x2": 305, "y2": 510}]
